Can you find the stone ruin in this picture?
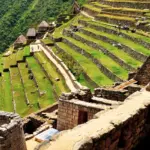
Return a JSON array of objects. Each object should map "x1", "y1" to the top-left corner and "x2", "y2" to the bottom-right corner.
[
  {"x1": 0, "y1": 111, "x2": 27, "y2": 150},
  {"x1": 1, "y1": 57, "x2": 150, "y2": 150}
]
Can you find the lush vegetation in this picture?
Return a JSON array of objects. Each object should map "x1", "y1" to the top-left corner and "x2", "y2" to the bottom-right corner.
[{"x1": 0, "y1": 0, "x2": 76, "y2": 52}]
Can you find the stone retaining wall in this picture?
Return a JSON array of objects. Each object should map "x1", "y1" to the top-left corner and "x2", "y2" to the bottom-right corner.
[
  {"x1": 135, "y1": 57, "x2": 150, "y2": 85},
  {"x1": 78, "y1": 19, "x2": 148, "y2": 62},
  {"x1": 83, "y1": 7, "x2": 99, "y2": 17},
  {"x1": 94, "y1": 88, "x2": 128, "y2": 101},
  {"x1": 95, "y1": 15, "x2": 135, "y2": 27},
  {"x1": 0, "y1": 111, "x2": 27, "y2": 150},
  {"x1": 101, "y1": 9, "x2": 145, "y2": 16}
]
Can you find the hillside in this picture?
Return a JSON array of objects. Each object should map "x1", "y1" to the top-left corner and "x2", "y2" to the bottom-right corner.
[
  {"x1": 0, "y1": 0, "x2": 76, "y2": 52},
  {"x1": 0, "y1": 0, "x2": 150, "y2": 118}
]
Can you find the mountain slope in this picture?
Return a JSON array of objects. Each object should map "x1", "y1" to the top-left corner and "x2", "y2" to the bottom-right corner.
[{"x1": 0, "y1": 0, "x2": 73, "y2": 52}]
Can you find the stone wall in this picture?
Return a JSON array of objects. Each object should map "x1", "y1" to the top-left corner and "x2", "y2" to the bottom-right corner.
[
  {"x1": 78, "y1": 19, "x2": 149, "y2": 60},
  {"x1": 57, "y1": 91, "x2": 112, "y2": 131},
  {"x1": 0, "y1": 111, "x2": 27, "y2": 150},
  {"x1": 134, "y1": 57, "x2": 150, "y2": 85},
  {"x1": 94, "y1": 88, "x2": 128, "y2": 101},
  {"x1": 41, "y1": 90, "x2": 150, "y2": 150}
]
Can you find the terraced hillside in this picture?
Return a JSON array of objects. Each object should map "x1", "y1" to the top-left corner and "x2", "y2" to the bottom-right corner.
[
  {"x1": 51, "y1": 0, "x2": 150, "y2": 87},
  {"x1": 0, "y1": 0, "x2": 150, "y2": 117},
  {"x1": 0, "y1": 46, "x2": 69, "y2": 117}
]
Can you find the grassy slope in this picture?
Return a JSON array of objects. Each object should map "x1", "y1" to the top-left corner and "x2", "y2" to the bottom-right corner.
[{"x1": 57, "y1": 42, "x2": 113, "y2": 86}]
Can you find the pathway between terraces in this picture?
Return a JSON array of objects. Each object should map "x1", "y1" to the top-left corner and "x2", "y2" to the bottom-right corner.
[{"x1": 31, "y1": 40, "x2": 78, "y2": 92}]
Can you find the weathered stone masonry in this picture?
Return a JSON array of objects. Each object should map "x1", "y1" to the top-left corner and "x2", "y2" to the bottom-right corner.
[
  {"x1": 0, "y1": 111, "x2": 27, "y2": 150},
  {"x1": 44, "y1": 90, "x2": 150, "y2": 150}
]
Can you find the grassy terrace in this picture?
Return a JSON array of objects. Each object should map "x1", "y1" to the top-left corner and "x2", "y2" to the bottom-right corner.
[
  {"x1": 96, "y1": 14, "x2": 135, "y2": 22},
  {"x1": 52, "y1": 47, "x2": 96, "y2": 90},
  {"x1": 10, "y1": 67, "x2": 32, "y2": 117},
  {"x1": 53, "y1": 15, "x2": 85, "y2": 39},
  {"x1": 34, "y1": 51, "x2": 69, "y2": 96},
  {"x1": 1, "y1": 72, "x2": 13, "y2": 112},
  {"x1": 65, "y1": 35, "x2": 128, "y2": 80},
  {"x1": 56, "y1": 42, "x2": 113, "y2": 86},
  {"x1": 86, "y1": 27, "x2": 150, "y2": 56},
  {"x1": 26, "y1": 57, "x2": 55, "y2": 108},
  {"x1": 79, "y1": 19, "x2": 150, "y2": 50},
  {"x1": 91, "y1": 2, "x2": 110, "y2": 8},
  {"x1": 41, "y1": 38, "x2": 54, "y2": 45},
  {"x1": 3, "y1": 46, "x2": 30, "y2": 70},
  {"x1": 83, "y1": 4, "x2": 101, "y2": 13},
  {"x1": 80, "y1": 27, "x2": 142, "y2": 68},
  {"x1": 18, "y1": 63, "x2": 39, "y2": 112}
]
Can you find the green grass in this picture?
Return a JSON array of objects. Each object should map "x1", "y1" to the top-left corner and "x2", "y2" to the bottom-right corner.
[
  {"x1": 64, "y1": 36, "x2": 128, "y2": 80},
  {"x1": 52, "y1": 47, "x2": 97, "y2": 90},
  {"x1": 97, "y1": 13, "x2": 135, "y2": 22},
  {"x1": 56, "y1": 42, "x2": 113, "y2": 86},
  {"x1": 3, "y1": 46, "x2": 31, "y2": 70},
  {"x1": 18, "y1": 63, "x2": 39, "y2": 111},
  {"x1": 53, "y1": 14, "x2": 84, "y2": 38},
  {"x1": 83, "y1": 4, "x2": 101, "y2": 13},
  {"x1": 26, "y1": 57, "x2": 55, "y2": 108},
  {"x1": 34, "y1": 52, "x2": 70, "y2": 95},
  {"x1": 1, "y1": 72, "x2": 13, "y2": 112},
  {"x1": 80, "y1": 27, "x2": 142, "y2": 68},
  {"x1": 10, "y1": 67, "x2": 34, "y2": 117}
]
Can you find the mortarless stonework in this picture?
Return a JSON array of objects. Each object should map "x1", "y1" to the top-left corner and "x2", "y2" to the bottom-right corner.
[{"x1": 0, "y1": 111, "x2": 27, "y2": 150}]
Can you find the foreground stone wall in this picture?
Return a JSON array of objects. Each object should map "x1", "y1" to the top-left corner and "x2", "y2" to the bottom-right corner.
[
  {"x1": 57, "y1": 91, "x2": 112, "y2": 131},
  {"x1": 41, "y1": 90, "x2": 150, "y2": 150},
  {"x1": 0, "y1": 111, "x2": 27, "y2": 150}
]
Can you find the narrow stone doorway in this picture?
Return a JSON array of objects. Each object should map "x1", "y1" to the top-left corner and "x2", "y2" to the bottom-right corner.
[{"x1": 78, "y1": 111, "x2": 88, "y2": 125}]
